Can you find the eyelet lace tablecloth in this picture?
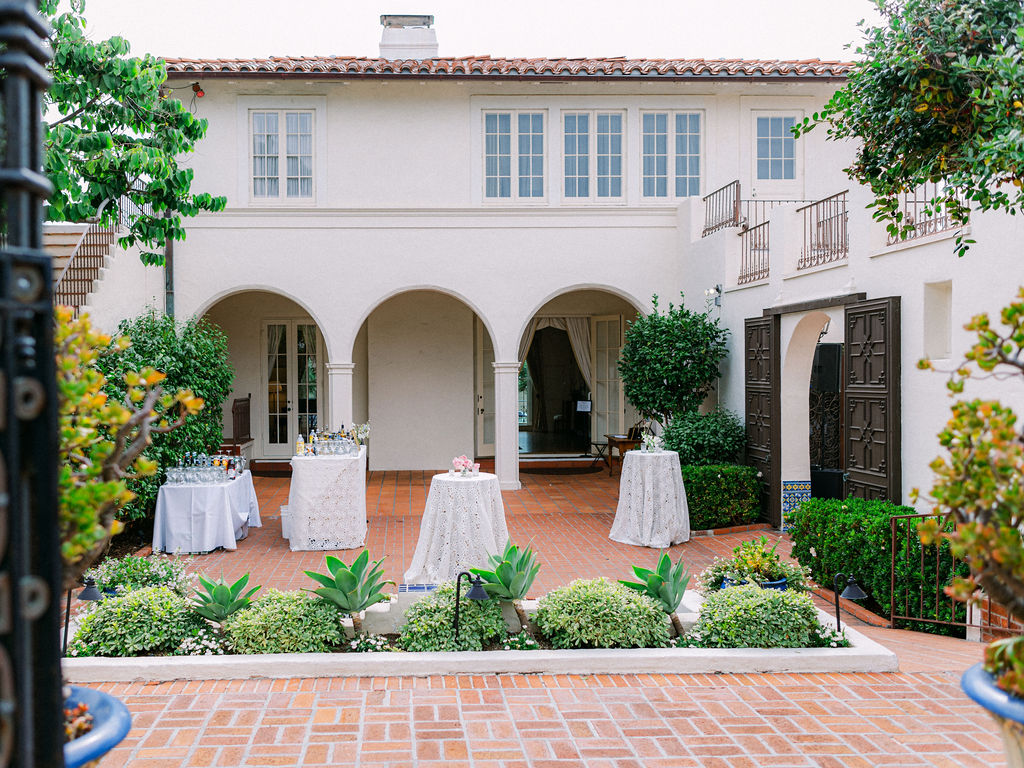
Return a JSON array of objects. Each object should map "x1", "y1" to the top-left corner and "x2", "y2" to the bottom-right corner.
[
  {"x1": 286, "y1": 447, "x2": 367, "y2": 551},
  {"x1": 609, "y1": 450, "x2": 690, "y2": 548},
  {"x1": 403, "y1": 472, "x2": 509, "y2": 584},
  {"x1": 153, "y1": 470, "x2": 262, "y2": 554}
]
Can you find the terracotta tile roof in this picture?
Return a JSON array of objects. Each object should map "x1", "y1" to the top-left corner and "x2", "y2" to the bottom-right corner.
[{"x1": 165, "y1": 56, "x2": 851, "y2": 79}]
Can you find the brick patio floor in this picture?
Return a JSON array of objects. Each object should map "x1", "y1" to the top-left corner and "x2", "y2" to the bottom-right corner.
[{"x1": 102, "y1": 470, "x2": 1002, "y2": 768}]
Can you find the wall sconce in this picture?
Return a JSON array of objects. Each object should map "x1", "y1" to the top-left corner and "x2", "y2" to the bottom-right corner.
[
  {"x1": 191, "y1": 82, "x2": 205, "y2": 98},
  {"x1": 453, "y1": 571, "x2": 490, "y2": 641},
  {"x1": 704, "y1": 284, "x2": 722, "y2": 307},
  {"x1": 833, "y1": 572, "x2": 867, "y2": 631}
]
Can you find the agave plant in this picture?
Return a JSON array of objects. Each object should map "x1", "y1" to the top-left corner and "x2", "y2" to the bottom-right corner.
[
  {"x1": 470, "y1": 540, "x2": 540, "y2": 634},
  {"x1": 619, "y1": 552, "x2": 691, "y2": 637},
  {"x1": 193, "y1": 572, "x2": 261, "y2": 624},
  {"x1": 304, "y1": 551, "x2": 393, "y2": 635}
]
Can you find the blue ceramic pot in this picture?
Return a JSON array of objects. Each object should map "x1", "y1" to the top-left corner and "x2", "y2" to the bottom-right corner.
[
  {"x1": 64, "y1": 685, "x2": 132, "y2": 768},
  {"x1": 720, "y1": 576, "x2": 788, "y2": 591},
  {"x1": 961, "y1": 663, "x2": 1024, "y2": 768}
]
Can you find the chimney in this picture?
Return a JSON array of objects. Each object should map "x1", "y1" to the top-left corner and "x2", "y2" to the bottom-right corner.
[{"x1": 379, "y1": 14, "x2": 438, "y2": 60}]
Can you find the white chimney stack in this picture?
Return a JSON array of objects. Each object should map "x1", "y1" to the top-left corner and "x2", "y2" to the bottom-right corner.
[{"x1": 379, "y1": 14, "x2": 438, "y2": 60}]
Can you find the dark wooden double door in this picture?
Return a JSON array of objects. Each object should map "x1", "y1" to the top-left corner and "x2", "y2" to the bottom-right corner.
[{"x1": 744, "y1": 296, "x2": 901, "y2": 527}]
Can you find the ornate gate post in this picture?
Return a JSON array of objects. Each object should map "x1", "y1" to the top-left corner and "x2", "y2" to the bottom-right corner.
[{"x1": 0, "y1": 2, "x2": 64, "y2": 766}]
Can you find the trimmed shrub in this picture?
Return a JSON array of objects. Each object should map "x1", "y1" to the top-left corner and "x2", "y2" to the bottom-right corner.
[
  {"x1": 788, "y1": 498, "x2": 969, "y2": 629},
  {"x1": 84, "y1": 554, "x2": 193, "y2": 597},
  {"x1": 533, "y1": 578, "x2": 670, "y2": 649},
  {"x1": 681, "y1": 464, "x2": 761, "y2": 530},
  {"x1": 69, "y1": 586, "x2": 202, "y2": 657},
  {"x1": 663, "y1": 409, "x2": 746, "y2": 466},
  {"x1": 399, "y1": 581, "x2": 507, "y2": 652},
  {"x1": 96, "y1": 311, "x2": 233, "y2": 522},
  {"x1": 222, "y1": 590, "x2": 343, "y2": 654},
  {"x1": 688, "y1": 584, "x2": 845, "y2": 648}
]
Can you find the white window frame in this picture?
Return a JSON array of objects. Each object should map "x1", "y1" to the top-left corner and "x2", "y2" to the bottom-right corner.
[
  {"x1": 236, "y1": 95, "x2": 327, "y2": 206},
  {"x1": 755, "y1": 113, "x2": 798, "y2": 182},
  {"x1": 639, "y1": 110, "x2": 703, "y2": 201},
  {"x1": 249, "y1": 109, "x2": 315, "y2": 201},
  {"x1": 481, "y1": 109, "x2": 548, "y2": 203},
  {"x1": 560, "y1": 110, "x2": 626, "y2": 203}
]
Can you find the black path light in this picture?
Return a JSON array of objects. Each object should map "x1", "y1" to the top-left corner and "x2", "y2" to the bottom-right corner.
[
  {"x1": 453, "y1": 571, "x2": 490, "y2": 642},
  {"x1": 62, "y1": 578, "x2": 104, "y2": 655},
  {"x1": 833, "y1": 573, "x2": 868, "y2": 631}
]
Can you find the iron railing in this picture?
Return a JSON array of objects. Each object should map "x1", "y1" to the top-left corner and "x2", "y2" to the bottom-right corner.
[
  {"x1": 701, "y1": 179, "x2": 740, "y2": 237},
  {"x1": 0, "y1": 2, "x2": 66, "y2": 766},
  {"x1": 887, "y1": 182, "x2": 964, "y2": 245},
  {"x1": 737, "y1": 220, "x2": 770, "y2": 284},
  {"x1": 797, "y1": 190, "x2": 849, "y2": 270}
]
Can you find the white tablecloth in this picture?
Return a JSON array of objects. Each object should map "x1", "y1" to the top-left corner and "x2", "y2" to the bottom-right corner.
[
  {"x1": 153, "y1": 470, "x2": 262, "y2": 554},
  {"x1": 404, "y1": 472, "x2": 509, "y2": 584},
  {"x1": 286, "y1": 446, "x2": 367, "y2": 551},
  {"x1": 609, "y1": 451, "x2": 690, "y2": 548}
]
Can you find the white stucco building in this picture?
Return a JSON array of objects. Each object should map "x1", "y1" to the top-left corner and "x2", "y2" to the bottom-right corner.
[{"x1": 67, "y1": 16, "x2": 1024, "y2": 521}]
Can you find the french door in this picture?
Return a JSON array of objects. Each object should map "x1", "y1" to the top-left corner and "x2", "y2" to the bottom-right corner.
[
  {"x1": 262, "y1": 321, "x2": 321, "y2": 458},
  {"x1": 475, "y1": 318, "x2": 496, "y2": 456},
  {"x1": 592, "y1": 315, "x2": 624, "y2": 441}
]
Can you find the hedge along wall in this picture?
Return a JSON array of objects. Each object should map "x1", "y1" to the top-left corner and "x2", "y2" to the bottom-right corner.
[
  {"x1": 788, "y1": 498, "x2": 969, "y2": 634},
  {"x1": 681, "y1": 464, "x2": 761, "y2": 531}
]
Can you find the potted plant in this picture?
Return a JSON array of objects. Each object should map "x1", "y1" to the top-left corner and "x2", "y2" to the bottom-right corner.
[
  {"x1": 914, "y1": 290, "x2": 1024, "y2": 763},
  {"x1": 698, "y1": 536, "x2": 810, "y2": 593},
  {"x1": 57, "y1": 308, "x2": 203, "y2": 763}
]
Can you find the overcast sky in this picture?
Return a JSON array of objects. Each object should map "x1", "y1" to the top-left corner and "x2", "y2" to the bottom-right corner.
[{"x1": 78, "y1": 0, "x2": 881, "y2": 62}]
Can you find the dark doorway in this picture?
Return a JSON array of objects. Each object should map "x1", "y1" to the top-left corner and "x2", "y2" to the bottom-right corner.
[
  {"x1": 810, "y1": 342, "x2": 844, "y2": 499},
  {"x1": 519, "y1": 327, "x2": 590, "y2": 454}
]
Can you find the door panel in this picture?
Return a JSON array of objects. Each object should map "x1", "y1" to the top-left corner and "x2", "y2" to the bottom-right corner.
[
  {"x1": 476, "y1": 319, "x2": 495, "y2": 456},
  {"x1": 744, "y1": 316, "x2": 781, "y2": 526},
  {"x1": 592, "y1": 315, "x2": 624, "y2": 442},
  {"x1": 265, "y1": 323, "x2": 289, "y2": 457},
  {"x1": 262, "y1": 321, "x2": 322, "y2": 459},
  {"x1": 843, "y1": 297, "x2": 901, "y2": 502}
]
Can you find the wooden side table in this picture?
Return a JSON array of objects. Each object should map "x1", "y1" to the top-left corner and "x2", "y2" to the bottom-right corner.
[{"x1": 604, "y1": 434, "x2": 642, "y2": 476}]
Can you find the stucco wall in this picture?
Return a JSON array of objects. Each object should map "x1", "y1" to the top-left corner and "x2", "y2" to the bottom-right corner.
[{"x1": 367, "y1": 291, "x2": 474, "y2": 470}]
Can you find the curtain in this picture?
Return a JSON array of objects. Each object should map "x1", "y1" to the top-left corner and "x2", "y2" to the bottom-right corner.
[
  {"x1": 519, "y1": 316, "x2": 594, "y2": 393},
  {"x1": 267, "y1": 324, "x2": 285, "y2": 383}
]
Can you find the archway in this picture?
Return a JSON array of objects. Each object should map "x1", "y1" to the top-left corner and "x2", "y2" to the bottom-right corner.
[
  {"x1": 352, "y1": 289, "x2": 496, "y2": 471},
  {"x1": 203, "y1": 290, "x2": 328, "y2": 463},
  {"x1": 516, "y1": 289, "x2": 644, "y2": 464}
]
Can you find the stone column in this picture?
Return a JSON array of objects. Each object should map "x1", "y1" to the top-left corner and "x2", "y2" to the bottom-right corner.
[
  {"x1": 326, "y1": 362, "x2": 355, "y2": 431},
  {"x1": 493, "y1": 361, "x2": 522, "y2": 491}
]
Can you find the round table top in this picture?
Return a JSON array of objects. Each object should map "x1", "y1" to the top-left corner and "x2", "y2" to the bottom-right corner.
[
  {"x1": 624, "y1": 449, "x2": 678, "y2": 459},
  {"x1": 432, "y1": 471, "x2": 497, "y2": 483}
]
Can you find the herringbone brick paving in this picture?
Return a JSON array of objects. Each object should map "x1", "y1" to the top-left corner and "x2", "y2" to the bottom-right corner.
[{"x1": 108, "y1": 470, "x2": 1000, "y2": 767}]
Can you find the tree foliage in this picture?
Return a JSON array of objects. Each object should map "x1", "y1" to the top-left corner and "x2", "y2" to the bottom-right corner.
[
  {"x1": 42, "y1": 0, "x2": 225, "y2": 264},
  {"x1": 798, "y1": 0, "x2": 1024, "y2": 255},
  {"x1": 617, "y1": 294, "x2": 728, "y2": 426}
]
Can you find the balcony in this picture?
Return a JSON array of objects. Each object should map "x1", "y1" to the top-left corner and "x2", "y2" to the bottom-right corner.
[
  {"x1": 886, "y1": 182, "x2": 964, "y2": 245},
  {"x1": 797, "y1": 190, "x2": 848, "y2": 270}
]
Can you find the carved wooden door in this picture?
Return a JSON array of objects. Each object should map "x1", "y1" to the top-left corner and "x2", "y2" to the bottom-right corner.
[
  {"x1": 843, "y1": 297, "x2": 902, "y2": 502},
  {"x1": 744, "y1": 316, "x2": 781, "y2": 526}
]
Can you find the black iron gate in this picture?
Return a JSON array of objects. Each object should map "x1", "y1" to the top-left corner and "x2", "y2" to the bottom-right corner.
[
  {"x1": 744, "y1": 316, "x2": 780, "y2": 527},
  {"x1": 0, "y1": 2, "x2": 64, "y2": 766}
]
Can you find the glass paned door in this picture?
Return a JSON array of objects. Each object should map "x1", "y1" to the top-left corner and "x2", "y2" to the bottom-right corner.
[
  {"x1": 263, "y1": 321, "x2": 321, "y2": 458},
  {"x1": 476, "y1": 319, "x2": 496, "y2": 456},
  {"x1": 592, "y1": 315, "x2": 624, "y2": 442}
]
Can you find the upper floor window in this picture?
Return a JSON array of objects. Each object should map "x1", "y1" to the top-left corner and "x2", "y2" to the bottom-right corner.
[
  {"x1": 563, "y1": 111, "x2": 624, "y2": 200},
  {"x1": 251, "y1": 110, "x2": 314, "y2": 199},
  {"x1": 756, "y1": 116, "x2": 796, "y2": 180},
  {"x1": 642, "y1": 112, "x2": 701, "y2": 198},
  {"x1": 484, "y1": 111, "x2": 545, "y2": 199}
]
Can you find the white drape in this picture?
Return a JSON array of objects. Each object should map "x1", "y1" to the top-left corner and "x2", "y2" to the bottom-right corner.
[
  {"x1": 518, "y1": 316, "x2": 593, "y2": 393},
  {"x1": 267, "y1": 323, "x2": 285, "y2": 382}
]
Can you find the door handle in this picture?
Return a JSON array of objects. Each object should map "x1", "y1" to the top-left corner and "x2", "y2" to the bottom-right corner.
[{"x1": 478, "y1": 408, "x2": 484, "y2": 415}]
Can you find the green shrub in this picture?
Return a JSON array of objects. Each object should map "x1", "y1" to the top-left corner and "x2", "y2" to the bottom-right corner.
[
  {"x1": 96, "y1": 311, "x2": 233, "y2": 522},
  {"x1": 222, "y1": 590, "x2": 343, "y2": 654},
  {"x1": 85, "y1": 554, "x2": 193, "y2": 597},
  {"x1": 788, "y1": 497, "x2": 969, "y2": 631},
  {"x1": 663, "y1": 409, "x2": 746, "y2": 466},
  {"x1": 69, "y1": 586, "x2": 202, "y2": 657},
  {"x1": 680, "y1": 464, "x2": 762, "y2": 530},
  {"x1": 399, "y1": 581, "x2": 507, "y2": 652},
  {"x1": 698, "y1": 535, "x2": 811, "y2": 593},
  {"x1": 688, "y1": 584, "x2": 845, "y2": 648},
  {"x1": 533, "y1": 578, "x2": 670, "y2": 649}
]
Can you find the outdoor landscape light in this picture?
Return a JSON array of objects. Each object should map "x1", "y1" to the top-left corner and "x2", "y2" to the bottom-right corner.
[
  {"x1": 833, "y1": 573, "x2": 867, "y2": 631},
  {"x1": 63, "y1": 577, "x2": 104, "y2": 655},
  {"x1": 453, "y1": 570, "x2": 490, "y2": 641}
]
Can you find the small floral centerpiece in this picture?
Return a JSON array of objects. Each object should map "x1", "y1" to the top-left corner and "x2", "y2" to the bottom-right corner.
[
  {"x1": 452, "y1": 455, "x2": 473, "y2": 476},
  {"x1": 642, "y1": 432, "x2": 664, "y2": 452},
  {"x1": 349, "y1": 422, "x2": 370, "y2": 446}
]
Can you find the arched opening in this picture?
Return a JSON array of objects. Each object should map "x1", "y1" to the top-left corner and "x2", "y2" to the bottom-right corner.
[
  {"x1": 352, "y1": 289, "x2": 496, "y2": 471},
  {"x1": 203, "y1": 290, "x2": 328, "y2": 464},
  {"x1": 516, "y1": 289, "x2": 644, "y2": 464}
]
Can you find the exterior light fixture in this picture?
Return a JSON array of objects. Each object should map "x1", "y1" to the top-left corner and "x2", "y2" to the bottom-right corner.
[
  {"x1": 63, "y1": 577, "x2": 105, "y2": 655},
  {"x1": 833, "y1": 573, "x2": 867, "y2": 631},
  {"x1": 192, "y1": 82, "x2": 205, "y2": 98},
  {"x1": 453, "y1": 571, "x2": 490, "y2": 641},
  {"x1": 704, "y1": 284, "x2": 723, "y2": 307}
]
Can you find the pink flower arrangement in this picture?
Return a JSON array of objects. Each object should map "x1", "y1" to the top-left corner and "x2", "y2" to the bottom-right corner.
[{"x1": 452, "y1": 455, "x2": 473, "y2": 471}]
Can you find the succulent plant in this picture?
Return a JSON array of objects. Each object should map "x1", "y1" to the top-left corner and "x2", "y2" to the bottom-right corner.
[
  {"x1": 192, "y1": 572, "x2": 260, "y2": 624},
  {"x1": 619, "y1": 552, "x2": 691, "y2": 636},
  {"x1": 471, "y1": 540, "x2": 541, "y2": 634},
  {"x1": 304, "y1": 551, "x2": 393, "y2": 635}
]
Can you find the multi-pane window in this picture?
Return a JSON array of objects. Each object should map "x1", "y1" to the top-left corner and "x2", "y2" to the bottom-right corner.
[
  {"x1": 484, "y1": 111, "x2": 545, "y2": 199},
  {"x1": 756, "y1": 116, "x2": 796, "y2": 180},
  {"x1": 563, "y1": 111, "x2": 623, "y2": 199},
  {"x1": 642, "y1": 112, "x2": 701, "y2": 198},
  {"x1": 251, "y1": 110, "x2": 313, "y2": 199}
]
